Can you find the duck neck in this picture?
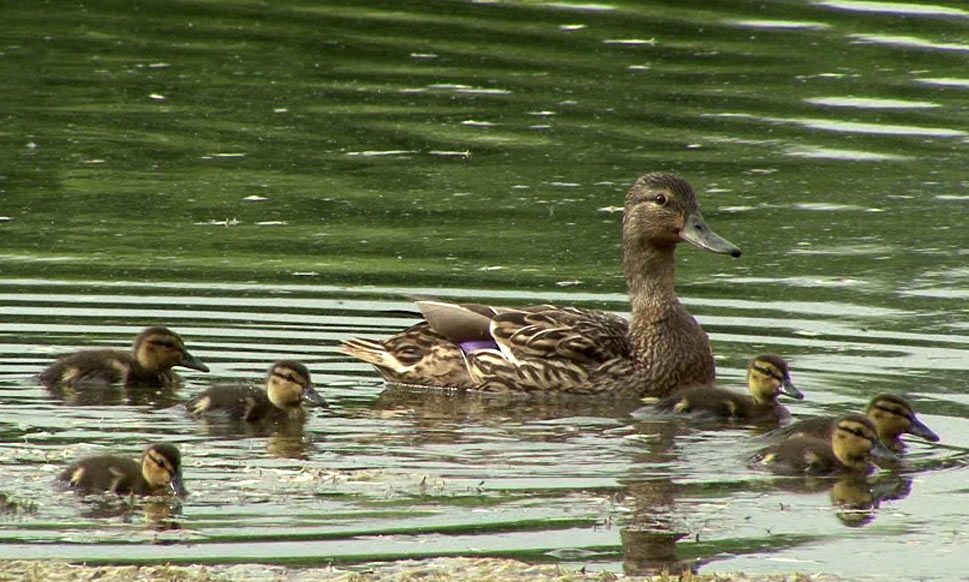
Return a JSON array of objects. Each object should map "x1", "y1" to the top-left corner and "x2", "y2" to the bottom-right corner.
[
  {"x1": 834, "y1": 445, "x2": 869, "y2": 471},
  {"x1": 625, "y1": 242, "x2": 680, "y2": 328}
]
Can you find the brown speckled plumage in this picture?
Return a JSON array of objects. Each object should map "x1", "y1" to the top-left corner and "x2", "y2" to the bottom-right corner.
[{"x1": 339, "y1": 173, "x2": 741, "y2": 396}]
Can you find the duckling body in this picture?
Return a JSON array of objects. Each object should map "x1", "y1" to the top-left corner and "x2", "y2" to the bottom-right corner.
[
  {"x1": 58, "y1": 443, "x2": 186, "y2": 496},
  {"x1": 40, "y1": 327, "x2": 209, "y2": 388},
  {"x1": 185, "y1": 361, "x2": 327, "y2": 422},
  {"x1": 340, "y1": 173, "x2": 741, "y2": 397},
  {"x1": 750, "y1": 414, "x2": 895, "y2": 475},
  {"x1": 769, "y1": 394, "x2": 939, "y2": 453},
  {"x1": 649, "y1": 354, "x2": 803, "y2": 423}
]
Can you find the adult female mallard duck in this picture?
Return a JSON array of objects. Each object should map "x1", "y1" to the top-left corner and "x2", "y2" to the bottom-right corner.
[
  {"x1": 58, "y1": 443, "x2": 187, "y2": 496},
  {"x1": 185, "y1": 360, "x2": 328, "y2": 421},
  {"x1": 767, "y1": 393, "x2": 939, "y2": 453},
  {"x1": 39, "y1": 326, "x2": 209, "y2": 388},
  {"x1": 749, "y1": 414, "x2": 896, "y2": 475},
  {"x1": 644, "y1": 354, "x2": 804, "y2": 423},
  {"x1": 340, "y1": 172, "x2": 741, "y2": 396}
]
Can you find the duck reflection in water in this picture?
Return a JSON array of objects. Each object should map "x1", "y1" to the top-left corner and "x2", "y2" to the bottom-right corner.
[
  {"x1": 373, "y1": 384, "x2": 644, "y2": 444},
  {"x1": 183, "y1": 361, "x2": 328, "y2": 459},
  {"x1": 829, "y1": 473, "x2": 913, "y2": 527},
  {"x1": 70, "y1": 495, "x2": 184, "y2": 530}
]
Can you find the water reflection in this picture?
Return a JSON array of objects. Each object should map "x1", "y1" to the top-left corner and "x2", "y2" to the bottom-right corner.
[
  {"x1": 72, "y1": 495, "x2": 183, "y2": 531},
  {"x1": 45, "y1": 381, "x2": 183, "y2": 408},
  {"x1": 188, "y1": 414, "x2": 320, "y2": 460},
  {"x1": 373, "y1": 385, "x2": 643, "y2": 426},
  {"x1": 3, "y1": 0, "x2": 969, "y2": 574}
]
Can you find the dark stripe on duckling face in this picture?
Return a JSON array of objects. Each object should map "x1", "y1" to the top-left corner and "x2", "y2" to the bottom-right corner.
[
  {"x1": 142, "y1": 444, "x2": 186, "y2": 496},
  {"x1": 837, "y1": 423, "x2": 874, "y2": 441},
  {"x1": 833, "y1": 414, "x2": 897, "y2": 465},
  {"x1": 869, "y1": 394, "x2": 939, "y2": 442},
  {"x1": 749, "y1": 354, "x2": 803, "y2": 401},
  {"x1": 267, "y1": 361, "x2": 327, "y2": 408}
]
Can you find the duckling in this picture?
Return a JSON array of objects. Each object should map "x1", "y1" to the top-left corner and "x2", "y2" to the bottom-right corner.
[
  {"x1": 749, "y1": 414, "x2": 896, "y2": 475},
  {"x1": 645, "y1": 354, "x2": 804, "y2": 423},
  {"x1": 58, "y1": 443, "x2": 187, "y2": 496},
  {"x1": 185, "y1": 360, "x2": 327, "y2": 422},
  {"x1": 768, "y1": 393, "x2": 939, "y2": 453},
  {"x1": 39, "y1": 326, "x2": 209, "y2": 388}
]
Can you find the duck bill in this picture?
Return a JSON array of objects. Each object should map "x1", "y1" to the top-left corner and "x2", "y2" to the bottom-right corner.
[
  {"x1": 870, "y1": 439, "x2": 899, "y2": 462},
  {"x1": 179, "y1": 350, "x2": 210, "y2": 373},
  {"x1": 906, "y1": 416, "x2": 940, "y2": 442},
  {"x1": 169, "y1": 472, "x2": 188, "y2": 497},
  {"x1": 302, "y1": 384, "x2": 329, "y2": 408},
  {"x1": 680, "y1": 213, "x2": 742, "y2": 257},
  {"x1": 780, "y1": 379, "x2": 805, "y2": 401}
]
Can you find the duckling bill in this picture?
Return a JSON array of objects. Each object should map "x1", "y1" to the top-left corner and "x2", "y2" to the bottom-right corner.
[
  {"x1": 58, "y1": 443, "x2": 187, "y2": 497},
  {"x1": 39, "y1": 326, "x2": 209, "y2": 388},
  {"x1": 185, "y1": 360, "x2": 327, "y2": 422},
  {"x1": 750, "y1": 414, "x2": 896, "y2": 475},
  {"x1": 643, "y1": 354, "x2": 803, "y2": 424}
]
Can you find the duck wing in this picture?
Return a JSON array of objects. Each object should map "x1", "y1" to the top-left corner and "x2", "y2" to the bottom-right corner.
[
  {"x1": 340, "y1": 300, "x2": 632, "y2": 393},
  {"x1": 463, "y1": 306, "x2": 634, "y2": 393},
  {"x1": 490, "y1": 306, "x2": 631, "y2": 364}
]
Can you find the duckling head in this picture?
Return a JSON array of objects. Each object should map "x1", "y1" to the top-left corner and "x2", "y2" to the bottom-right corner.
[
  {"x1": 747, "y1": 354, "x2": 804, "y2": 404},
  {"x1": 266, "y1": 360, "x2": 328, "y2": 410},
  {"x1": 622, "y1": 173, "x2": 741, "y2": 259},
  {"x1": 134, "y1": 327, "x2": 209, "y2": 373},
  {"x1": 831, "y1": 414, "x2": 896, "y2": 471},
  {"x1": 867, "y1": 393, "x2": 940, "y2": 447},
  {"x1": 140, "y1": 443, "x2": 187, "y2": 497}
]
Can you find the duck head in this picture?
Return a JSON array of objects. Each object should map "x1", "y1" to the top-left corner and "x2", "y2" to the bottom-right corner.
[
  {"x1": 622, "y1": 173, "x2": 742, "y2": 258},
  {"x1": 140, "y1": 443, "x2": 187, "y2": 497},
  {"x1": 747, "y1": 353, "x2": 804, "y2": 404},
  {"x1": 266, "y1": 360, "x2": 328, "y2": 410},
  {"x1": 832, "y1": 414, "x2": 897, "y2": 471},
  {"x1": 134, "y1": 326, "x2": 209, "y2": 373},
  {"x1": 867, "y1": 393, "x2": 940, "y2": 448}
]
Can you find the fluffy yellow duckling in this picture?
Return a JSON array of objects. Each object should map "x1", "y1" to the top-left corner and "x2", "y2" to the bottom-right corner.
[
  {"x1": 58, "y1": 443, "x2": 187, "y2": 496},
  {"x1": 769, "y1": 393, "x2": 939, "y2": 453},
  {"x1": 40, "y1": 326, "x2": 209, "y2": 388},
  {"x1": 750, "y1": 414, "x2": 896, "y2": 475},
  {"x1": 185, "y1": 360, "x2": 327, "y2": 421},
  {"x1": 645, "y1": 354, "x2": 804, "y2": 423}
]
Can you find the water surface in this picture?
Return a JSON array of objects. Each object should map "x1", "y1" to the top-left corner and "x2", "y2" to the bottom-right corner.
[{"x1": 1, "y1": 1, "x2": 968, "y2": 580}]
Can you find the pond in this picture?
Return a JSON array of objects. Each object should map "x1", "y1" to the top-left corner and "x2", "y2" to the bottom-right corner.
[{"x1": 1, "y1": 1, "x2": 967, "y2": 580}]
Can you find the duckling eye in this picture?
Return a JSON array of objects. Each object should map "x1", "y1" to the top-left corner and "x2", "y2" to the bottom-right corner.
[
  {"x1": 149, "y1": 339, "x2": 177, "y2": 349},
  {"x1": 752, "y1": 365, "x2": 783, "y2": 382},
  {"x1": 653, "y1": 193, "x2": 668, "y2": 206},
  {"x1": 874, "y1": 404, "x2": 911, "y2": 421},
  {"x1": 147, "y1": 452, "x2": 170, "y2": 472}
]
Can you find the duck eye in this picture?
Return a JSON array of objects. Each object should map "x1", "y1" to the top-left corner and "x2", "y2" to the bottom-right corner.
[{"x1": 654, "y1": 193, "x2": 668, "y2": 206}]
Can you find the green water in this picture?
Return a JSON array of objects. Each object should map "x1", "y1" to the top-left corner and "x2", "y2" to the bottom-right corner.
[{"x1": 1, "y1": 1, "x2": 968, "y2": 580}]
